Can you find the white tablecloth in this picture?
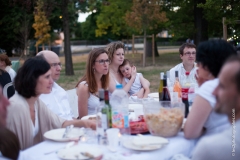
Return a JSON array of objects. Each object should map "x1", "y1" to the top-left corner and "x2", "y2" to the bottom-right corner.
[{"x1": 20, "y1": 132, "x2": 196, "y2": 160}]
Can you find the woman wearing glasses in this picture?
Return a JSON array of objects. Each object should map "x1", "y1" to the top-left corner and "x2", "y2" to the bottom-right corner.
[{"x1": 76, "y1": 48, "x2": 109, "y2": 119}]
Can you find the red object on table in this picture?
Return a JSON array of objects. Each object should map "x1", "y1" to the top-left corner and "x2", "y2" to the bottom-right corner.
[{"x1": 129, "y1": 115, "x2": 149, "y2": 134}]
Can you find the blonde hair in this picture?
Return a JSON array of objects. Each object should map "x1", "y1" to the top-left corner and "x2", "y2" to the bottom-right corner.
[{"x1": 106, "y1": 41, "x2": 125, "y2": 62}]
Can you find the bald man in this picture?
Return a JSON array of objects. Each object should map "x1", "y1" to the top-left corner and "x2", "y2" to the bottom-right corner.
[{"x1": 37, "y1": 50, "x2": 75, "y2": 120}]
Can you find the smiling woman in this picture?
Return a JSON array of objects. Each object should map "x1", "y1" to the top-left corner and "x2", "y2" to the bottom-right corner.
[{"x1": 6, "y1": 56, "x2": 96, "y2": 150}]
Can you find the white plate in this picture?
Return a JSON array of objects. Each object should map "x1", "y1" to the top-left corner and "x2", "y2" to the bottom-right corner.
[
  {"x1": 132, "y1": 136, "x2": 168, "y2": 146},
  {"x1": 148, "y1": 92, "x2": 159, "y2": 98},
  {"x1": 123, "y1": 139, "x2": 163, "y2": 151},
  {"x1": 57, "y1": 145, "x2": 102, "y2": 160},
  {"x1": 44, "y1": 128, "x2": 84, "y2": 142},
  {"x1": 81, "y1": 115, "x2": 96, "y2": 120}
]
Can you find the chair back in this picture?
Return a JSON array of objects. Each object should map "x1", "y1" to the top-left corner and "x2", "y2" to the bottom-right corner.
[{"x1": 66, "y1": 88, "x2": 79, "y2": 118}]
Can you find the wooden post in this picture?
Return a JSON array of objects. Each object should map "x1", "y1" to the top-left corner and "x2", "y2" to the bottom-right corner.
[
  {"x1": 223, "y1": 17, "x2": 227, "y2": 40},
  {"x1": 132, "y1": 34, "x2": 135, "y2": 54}
]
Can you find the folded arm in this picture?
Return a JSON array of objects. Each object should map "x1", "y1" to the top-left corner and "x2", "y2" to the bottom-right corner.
[{"x1": 184, "y1": 95, "x2": 212, "y2": 139}]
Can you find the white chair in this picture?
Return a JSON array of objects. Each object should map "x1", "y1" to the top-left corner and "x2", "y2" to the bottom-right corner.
[
  {"x1": 66, "y1": 88, "x2": 79, "y2": 118},
  {"x1": 3, "y1": 82, "x2": 14, "y2": 98}
]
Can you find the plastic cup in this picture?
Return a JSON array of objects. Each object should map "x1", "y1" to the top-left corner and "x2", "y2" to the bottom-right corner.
[{"x1": 106, "y1": 128, "x2": 120, "y2": 152}]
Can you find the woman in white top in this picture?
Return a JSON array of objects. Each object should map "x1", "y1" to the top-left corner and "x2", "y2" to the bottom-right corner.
[
  {"x1": 0, "y1": 54, "x2": 16, "y2": 82},
  {"x1": 184, "y1": 40, "x2": 236, "y2": 139},
  {"x1": 76, "y1": 48, "x2": 109, "y2": 119},
  {"x1": 106, "y1": 41, "x2": 137, "y2": 94}
]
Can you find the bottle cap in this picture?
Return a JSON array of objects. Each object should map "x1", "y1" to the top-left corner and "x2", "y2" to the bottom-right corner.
[
  {"x1": 175, "y1": 71, "x2": 178, "y2": 77},
  {"x1": 116, "y1": 84, "x2": 123, "y2": 89},
  {"x1": 160, "y1": 72, "x2": 164, "y2": 79}
]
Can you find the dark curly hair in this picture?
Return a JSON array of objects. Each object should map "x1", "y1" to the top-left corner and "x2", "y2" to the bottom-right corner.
[
  {"x1": 196, "y1": 40, "x2": 236, "y2": 78},
  {"x1": 14, "y1": 56, "x2": 50, "y2": 98}
]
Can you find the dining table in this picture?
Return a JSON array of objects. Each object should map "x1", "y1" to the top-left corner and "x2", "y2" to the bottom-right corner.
[
  {"x1": 20, "y1": 97, "x2": 196, "y2": 160},
  {"x1": 20, "y1": 131, "x2": 196, "y2": 160}
]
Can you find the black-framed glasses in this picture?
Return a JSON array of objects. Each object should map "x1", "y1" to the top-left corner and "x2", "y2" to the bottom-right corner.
[
  {"x1": 184, "y1": 52, "x2": 196, "y2": 56},
  {"x1": 50, "y1": 62, "x2": 62, "y2": 68},
  {"x1": 95, "y1": 59, "x2": 111, "y2": 65}
]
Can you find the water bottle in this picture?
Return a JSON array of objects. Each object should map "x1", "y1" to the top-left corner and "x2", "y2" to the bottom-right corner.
[
  {"x1": 110, "y1": 84, "x2": 130, "y2": 135},
  {"x1": 188, "y1": 84, "x2": 198, "y2": 108}
]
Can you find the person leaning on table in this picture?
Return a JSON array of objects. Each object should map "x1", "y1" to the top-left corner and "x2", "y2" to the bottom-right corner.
[
  {"x1": 6, "y1": 56, "x2": 96, "y2": 150},
  {"x1": 184, "y1": 40, "x2": 236, "y2": 139},
  {"x1": 192, "y1": 55, "x2": 240, "y2": 160}
]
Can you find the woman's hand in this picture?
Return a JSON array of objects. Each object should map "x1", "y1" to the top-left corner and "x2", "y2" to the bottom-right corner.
[{"x1": 81, "y1": 119, "x2": 96, "y2": 130}]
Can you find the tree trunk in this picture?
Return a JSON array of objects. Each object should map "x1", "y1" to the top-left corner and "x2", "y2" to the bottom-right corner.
[
  {"x1": 143, "y1": 29, "x2": 146, "y2": 67},
  {"x1": 193, "y1": 0, "x2": 208, "y2": 45},
  {"x1": 146, "y1": 40, "x2": 159, "y2": 57},
  {"x1": 62, "y1": 0, "x2": 74, "y2": 75}
]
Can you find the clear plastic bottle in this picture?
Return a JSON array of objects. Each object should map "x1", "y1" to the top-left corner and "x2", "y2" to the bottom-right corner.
[
  {"x1": 173, "y1": 71, "x2": 182, "y2": 98},
  {"x1": 110, "y1": 84, "x2": 130, "y2": 135},
  {"x1": 188, "y1": 84, "x2": 198, "y2": 108}
]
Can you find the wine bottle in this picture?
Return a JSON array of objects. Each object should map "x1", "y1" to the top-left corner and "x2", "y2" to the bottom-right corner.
[
  {"x1": 104, "y1": 90, "x2": 112, "y2": 128},
  {"x1": 160, "y1": 75, "x2": 171, "y2": 101},
  {"x1": 158, "y1": 72, "x2": 164, "y2": 101}
]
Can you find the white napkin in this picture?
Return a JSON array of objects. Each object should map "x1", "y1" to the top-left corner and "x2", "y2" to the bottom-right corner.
[{"x1": 132, "y1": 136, "x2": 168, "y2": 147}]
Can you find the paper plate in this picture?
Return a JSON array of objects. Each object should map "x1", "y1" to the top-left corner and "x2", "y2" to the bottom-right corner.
[
  {"x1": 132, "y1": 136, "x2": 168, "y2": 146},
  {"x1": 148, "y1": 92, "x2": 159, "y2": 98},
  {"x1": 123, "y1": 141, "x2": 162, "y2": 151},
  {"x1": 58, "y1": 145, "x2": 102, "y2": 160},
  {"x1": 44, "y1": 128, "x2": 84, "y2": 142},
  {"x1": 81, "y1": 115, "x2": 96, "y2": 120}
]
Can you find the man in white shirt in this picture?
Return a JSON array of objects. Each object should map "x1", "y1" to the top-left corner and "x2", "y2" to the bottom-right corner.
[
  {"x1": 192, "y1": 55, "x2": 240, "y2": 160},
  {"x1": 37, "y1": 51, "x2": 75, "y2": 120},
  {"x1": 169, "y1": 43, "x2": 197, "y2": 86}
]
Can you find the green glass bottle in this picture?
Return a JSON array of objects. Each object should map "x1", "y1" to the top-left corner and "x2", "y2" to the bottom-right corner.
[
  {"x1": 158, "y1": 72, "x2": 164, "y2": 101},
  {"x1": 104, "y1": 90, "x2": 112, "y2": 128}
]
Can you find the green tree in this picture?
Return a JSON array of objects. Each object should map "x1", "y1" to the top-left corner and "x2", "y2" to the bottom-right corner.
[
  {"x1": 96, "y1": 0, "x2": 133, "y2": 39},
  {"x1": 125, "y1": 0, "x2": 167, "y2": 65},
  {"x1": 32, "y1": 0, "x2": 51, "y2": 51},
  {"x1": 198, "y1": 0, "x2": 240, "y2": 38},
  {"x1": 0, "y1": 0, "x2": 35, "y2": 56}
]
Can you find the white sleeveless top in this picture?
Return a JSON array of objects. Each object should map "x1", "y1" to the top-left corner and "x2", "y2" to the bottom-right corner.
[
  {"x1": 197, "y1": 79, "x2": 230, "y2": 136},
  {"x1": 79, "y1": 81, "x2": 99, "y2": 115},
  {"x1": 124, "y1": 73, "x2": 142, "y2": 95},
  {"x1": 31, "y1": 105, "x2": 39, "y2": 137}
]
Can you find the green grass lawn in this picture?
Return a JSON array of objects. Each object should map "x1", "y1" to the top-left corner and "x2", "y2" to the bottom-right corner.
[{"x1": 58, "y1": 52, "x2": 181, "y2": 92}]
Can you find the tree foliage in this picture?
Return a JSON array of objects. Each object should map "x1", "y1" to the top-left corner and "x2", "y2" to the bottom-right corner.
[
  {"x1": 32, "y1": 0, "x2": 51, "y2": 47},
  {"x1": 125, "y1": 0, "x2": 167, "y2": 34},
  {"x1": 95, "y1": 0, "x2": 133, "y2": 38}
]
